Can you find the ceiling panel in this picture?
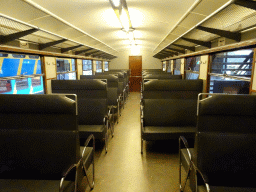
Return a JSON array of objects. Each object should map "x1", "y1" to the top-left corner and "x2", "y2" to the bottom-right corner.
[
  {"x1": 191, "y1": 0, "x2": 230, "y2": 16},
  {"x1": 178, "y1": 13, "x2": 206, "y2": 29},
  {"x1": 0, "y1": 16, "x2": 32, "y2": 36},
  {"x1": 171, "y1": 26, "x2": 189, "y2": 36},
  {"x1": 0, "y1": 0, "x2": 47, "y2": 23},
  {"x1": 57, "y1": 28, "x2": 86, "y2": 40},
  {"x1": 201, "y1": 4, "x2": 256, "y2": 29},
  {"x1": 28, "y1": 16, "x2": 71, "y2": 34}
]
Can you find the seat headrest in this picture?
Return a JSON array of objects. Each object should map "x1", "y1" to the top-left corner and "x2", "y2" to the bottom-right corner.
[
  {"x1": 0, "y1": 94, "x2": 76, "y2": 114},
  {"x1": 52, "y1": 79, "x2": 107, "y2": 90},
  {"x1": 81, "y1": 75, "x2": 118, "y2": 82},
  {"x1": 144, "y1": 79, "x2": 203, "y2": 91},
  {"x1": 199, "y1": 94, "x2": 256, "y2": 116}
]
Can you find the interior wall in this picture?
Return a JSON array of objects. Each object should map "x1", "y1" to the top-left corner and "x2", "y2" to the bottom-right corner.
[{"x1": 109, "y1": 48, "x2": 162, "y2": 70}]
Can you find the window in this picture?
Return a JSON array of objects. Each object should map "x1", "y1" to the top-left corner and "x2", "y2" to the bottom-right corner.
[
  {"x1": 185, "y1": 56, "x2": 200, "y2": 80},
  {"x1": 0, "y1": 53, "x2": 44, "y2": 94},
  {"x1": 96, "y1": 60, "x2": 103, "y2": 73},
  {"x1": 104, "y1": 61, "x2": 109, "y2": 71},
  {"x1": 167, "y1": 60, "x2": 172, "y2": 73},
  {"x1": 209, "y1": 49, "x2": 253, "y2": 94},
  {"x1": 82, "y1": 59, "x2": 93, "y2": 75},
  {"x1": 56, "y1": 58, "x2": 76, "y2": 80},
  {"x1": 174, "y1": 59, "x2": 181, "y2": 75},
  {"x1": 162, "y1": 61, "x2": 166, "y2": 71}
]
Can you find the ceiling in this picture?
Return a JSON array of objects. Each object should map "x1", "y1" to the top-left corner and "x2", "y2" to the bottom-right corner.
[{"x1": 0, "y1": 0, "x2": 254, "y2": 59}]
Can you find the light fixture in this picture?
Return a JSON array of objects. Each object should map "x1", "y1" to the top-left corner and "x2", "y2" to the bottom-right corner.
[
  {"x1": 120, "y1": 8, "x2": 130, "y2": 32},
  {"x1": 111, "y1": 0, "x2": 120, "y2": 7},
  {"x1": 109, "y1": 0, "x2": 139, "y2": 52},
  {"x1": 128, "y1": 32, "x2": 134, "y2": 42},
  {"x1": 109, "y1": 0, "x2": 133, "y2": 32}
]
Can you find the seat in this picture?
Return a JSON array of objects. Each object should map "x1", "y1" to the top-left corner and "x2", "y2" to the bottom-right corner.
[
  {"x1": 192, "y1": 132, "x2": 256, "y2": 192},
  {"x1": 141, "y1": 99, "x2": 197, "y2": 154},
  {"x1": 81, "y1": 74, "x2": 120, "y2": 124},
  {"x1": 0, "y1": 129, "x2": 95, "y2": 192},
  {"x1": 100, "y1": 71, "x2": 126, "y2": 110},
  {"x1": 179, "y1": 94, "x2": 256, "y2": 192},
  {"x1": 141, "y1": 80, "x2": 203, "y2": 154},
  {"x1": 78, "y1": 98, "x2": 110, "y2": 153},
  {"x1": 0, "y1": 94, "x2": 95, "y2": 191},
  {"x1": 52, "y1": 80, "x2": 112, "y2": 152},
  {"x1": 142, "y1": 79, "x2": 203, "y2": 99}
]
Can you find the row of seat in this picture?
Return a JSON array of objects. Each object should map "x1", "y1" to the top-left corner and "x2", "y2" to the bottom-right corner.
[
  {"x1": 52, "y1": 69, "x2": 130, "y2": 153},
  {"x1": 140, "y1": 78, "x2": 203, "y2": 154},
  {"x1": 141, "y1": 69, "x2": 256, "y2": 191},
  {"x1": 179, "y1": 94, "x2": 256, "y2": 192},
  {"x1": 0, "y1": 69, "x2": 130, "y2": 191},
  {"x1": 0, "y1": 94, "x2": 95, "y2": 191}
]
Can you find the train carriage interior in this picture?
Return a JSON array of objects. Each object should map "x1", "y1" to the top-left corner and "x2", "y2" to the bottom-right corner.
[{"x1": 1, "y1": 0, "x2": 256, "y2": 191}]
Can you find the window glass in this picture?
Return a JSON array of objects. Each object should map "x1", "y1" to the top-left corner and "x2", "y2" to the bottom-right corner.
[
  {"x1": 104, "y1": 61, "x2": 109, "y2": 71},
  {"x1": 0, "y1": 54, "x2": 44, "y2": 94},
  {"x1": 82, "y1": 60, "x2": 93, "y2": 75},
  {"x1": 12, "y1": 54, "x2": 25, "y2": 58},
  {"x1": 210, "y1": 49, "x2": 253, "y2": 77},
  {"x1": 185, "y1": 56, "x2": 201, "y2": 80},
  {"x1": 186, "y1": 56, "x2": 200, "y2": 71},
  {"x1": 96, "y1": 60, "x2": 103, "y2": 73},
  {"x1": 29, "y1": 55, "x2": 40, "y2": 59},
  {"x1": 186, "y1": 73, "x2": 199, "y2": 80},
  {"x1": 209, "y1": 49, "x2": 252, "y2": 94},
  {"x1": 0, "y1": 53, "x2": 8, "y2": 57},
  {"x1": 174, "y1": 59, "x2": 181, "y2": 75},
  {"x1": 167, "y1": 60, "x2": 172, "y2": 73},
  {"x1": 71, "y1": 59, "x2": 76, "y2": 71},
  {"x1": 57, "y1": 59, "x2": 70, "y2": 72},
  {"x1": 57, "y1": 72, "x2": 76, "y2": 80},
  {"x1": 163, "y1": 61, "x2": 166, "y2": 71},
  {"x1": 21, "y1": 59, "x2": 36, "y2": 75},
  {"x1": 0, "y1": 58, "x2": 20, "y2": 77},
  {"x1": 56, "y1": 59, "x2": 76, "y2": 80}
]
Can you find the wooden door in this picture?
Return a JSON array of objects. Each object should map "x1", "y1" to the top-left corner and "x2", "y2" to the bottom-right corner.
[{"x1": 129, "y1": 56, "x2": 142, "y2": 92}]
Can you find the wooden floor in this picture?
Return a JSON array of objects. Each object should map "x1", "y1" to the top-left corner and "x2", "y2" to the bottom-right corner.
[{"x1": 86, "y1": 92, "x2": 190, "y2": 192}]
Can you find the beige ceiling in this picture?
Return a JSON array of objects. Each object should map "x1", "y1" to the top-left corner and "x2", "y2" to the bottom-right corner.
[{"x1": 0, "y1": 0, "x2": 231, "y2": 56}]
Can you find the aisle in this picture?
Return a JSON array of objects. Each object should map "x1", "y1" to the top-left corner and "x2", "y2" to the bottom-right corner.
[{"x1": 91, "y1": 92, "x2": 188, "y2": 192}]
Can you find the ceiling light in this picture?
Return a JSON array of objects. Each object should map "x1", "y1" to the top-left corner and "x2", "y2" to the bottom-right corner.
[
  {"x1": 128, "y1": 32, "x2": 134, "y2": 41},
  {"x1": 120, "y1": 8, "x2": 130, "y2": 32},
  {"x1": 112, "y1": 0, "x2": 120, "y2": 7}
]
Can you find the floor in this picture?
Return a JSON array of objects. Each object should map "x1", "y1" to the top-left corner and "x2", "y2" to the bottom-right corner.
[{"x1": 86, "y1": 92, "x2": 191, "y2": 192}]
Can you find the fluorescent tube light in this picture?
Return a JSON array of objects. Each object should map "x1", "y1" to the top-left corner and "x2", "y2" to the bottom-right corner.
[{"x1": 120, "y1": 8, "x2": 130, "y2": 32}]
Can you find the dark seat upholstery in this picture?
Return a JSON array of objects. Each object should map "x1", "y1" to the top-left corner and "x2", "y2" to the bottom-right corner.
[
  {"x1": 100, "y1": 71, "x2": 127, "y2": 108},
  {"x1": 0, "y1": 94, "x2": 77, "y2": 131},
  {"x1": 141, "y1": 80, "x2": 203, "y2": 154},
  {"x1": 0, "y1": 94, "x2": 95, "y2": 191},
  {"x1": 142, "y1": 79, "x2": 203, "y2": 99},
  {"x1": 51, "y1": 80, "x2": 110, "y2": 152},
  {"x1": 143, "y1": 74, "x2": 182, "y2": 79},
  {"x1": 179, "y1": 94, "x2": 256, "y2": 192},
  {"x1": 141, "y1": 98, "x2": 198, "y2": 154},
  {"x1": 81, "y1": 75, "x2": 120, "y2": 123},
  {"x1": 195, "y1": 132, "x2": 256, "y2": 191}
]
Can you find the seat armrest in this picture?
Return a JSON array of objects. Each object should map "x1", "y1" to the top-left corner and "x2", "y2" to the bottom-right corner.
[
  {"x1": 191, "y1": 161, "x2": 210, "y2": 192},
  {"x1": 179, "y1": 136, "x2": 210, "y2": 192},
  {"x1": 179, "y1": 136, "x2": 192, "y2": 161},
  {"x1": 82, "y1": 134, "x2": 95, "y2": 157},
  {"x1": 60, "y1": 162, "x2": 79, "y2": 192},
  {"x1": 140, "y1": 104, "x2": 144, "y2": 132},
  {"x1": 103, "y1": 115, "x2": 108, "y2": 125}
]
